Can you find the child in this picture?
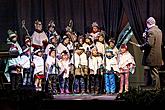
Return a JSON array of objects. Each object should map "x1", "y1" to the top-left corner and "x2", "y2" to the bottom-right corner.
[
  {"x1": 58, "y1": 50, "x2": 71, "y2": 94},
  {"x1": 107, "y1": 38, "x2": 119, "y2": 56},
  {"x1": 118, "y1": 44, "x2": 135, "y2": 95},
  {"x1": 95, "y1": 32, "x2": 107, "y2": 58},
  {"x1": 33, "y1": 48, "x2": 45, "y2": 91},
  {"x1": 45, "y1": 47, "x2": 59, "y2": 94},
  {"x1": 20, "y1": 47, "x2": 31, "y2": 86},
  {"x1": 71, "y1": 46, "x2": 88, "y2": 94},
  {"x1": 104, "y1": 48, "x2": 119, "y2": 95},
  {"x1": 88, "y1": 46, "x2": 103, "y2": 94}
]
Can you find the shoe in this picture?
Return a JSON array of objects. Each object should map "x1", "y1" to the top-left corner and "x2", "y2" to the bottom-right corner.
[
  {"x1": 65, "y1": 89, "x2": 70, "y2": 94},
  {"x1": 60, "y1": 89, "x2": 64, "y2": 94},
  {"x1": 106, "y1": 92, "x2": 109, "y2": 96}
]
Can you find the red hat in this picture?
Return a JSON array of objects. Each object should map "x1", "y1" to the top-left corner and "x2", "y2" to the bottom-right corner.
[{"x1": 120, "y1": 44, "x2": 128, "y2": 50}]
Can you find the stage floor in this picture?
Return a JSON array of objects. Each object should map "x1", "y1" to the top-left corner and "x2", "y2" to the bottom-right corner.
[{"x1": 52, "y1": 93, "x2": 118, "y2": 100}]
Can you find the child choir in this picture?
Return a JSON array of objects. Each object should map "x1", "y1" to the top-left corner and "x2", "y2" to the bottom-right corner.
[{"x1": 5, "y1": 20, "x2": 136, "y2": 95}]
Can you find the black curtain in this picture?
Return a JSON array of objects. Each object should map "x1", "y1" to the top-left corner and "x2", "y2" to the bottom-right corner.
[
  {"x1": 0, "y1": 0, "x2": 126, "y2": 45},
  {"x1": 103, "y1": 0, "x2": 128, "y2": 41}
]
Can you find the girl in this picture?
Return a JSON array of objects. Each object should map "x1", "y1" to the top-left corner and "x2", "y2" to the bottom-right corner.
[
  {"x1": 118, "y1": 44, "x2": 135, "y2": 95},
  {"x1": 33, "y1": 48, "x2": 45, "y2": 91},
  {"x1": 58, "y1": 50, "x2": 71, "y2": 94}
]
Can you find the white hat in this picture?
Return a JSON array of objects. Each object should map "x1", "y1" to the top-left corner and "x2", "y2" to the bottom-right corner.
[
  {"x1": 34, "y1": 48, "x2": 42, "y2": 54},
  {"x1": 92, "y1": 22, "x2": 99, "y2": 27},
  {"x1": 146, "y1": 17, "x2": 156, "y2": 25}
]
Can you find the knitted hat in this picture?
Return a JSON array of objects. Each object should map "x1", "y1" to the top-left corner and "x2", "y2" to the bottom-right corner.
[
  {"x1": 8, "y1": 30, "x2": 17, "y2": 38},
  {"x1": 108, "y1": 38, "x2": 115, "y2": 43},
  {"x1": 146, "y1": 17, "x2": 156, "y2": 25}
]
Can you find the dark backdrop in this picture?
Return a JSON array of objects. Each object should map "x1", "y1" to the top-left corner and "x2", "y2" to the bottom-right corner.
[
  {"x1": 0, "y1": 0, "x2": 165, "y2": 44},
  {"x1": 0, "y1": 0, "x2": 128, "y2": 44}
]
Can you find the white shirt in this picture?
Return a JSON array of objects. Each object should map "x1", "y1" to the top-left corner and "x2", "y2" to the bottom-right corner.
[{"x1": 31, "y1": 31, "x2": 48, "y2": 47}]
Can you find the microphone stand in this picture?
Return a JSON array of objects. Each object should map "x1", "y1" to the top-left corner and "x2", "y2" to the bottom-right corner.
[
  {"x1": 71, "y1": 42, "x2": 76, "y2": 95},
  {"x1": 86, "y1": 47, "x2": 91, "y2": 94}
]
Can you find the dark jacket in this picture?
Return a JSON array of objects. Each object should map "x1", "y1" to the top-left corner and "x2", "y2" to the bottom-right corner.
[{"x1": 141, "y1": 25, "x2": 162, "y2": 66}]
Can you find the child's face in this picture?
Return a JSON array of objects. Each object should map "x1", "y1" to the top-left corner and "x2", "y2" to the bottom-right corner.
[
  {"x1": 64, "y1": 38, "x2": 70, "y2": 45},
  {"x1": 38, "y1": 51, "x2": 43, "y2": 57},
  {"x1": 76, "y1": 49, "x2": 83, "y2": 55},
  {"x1": 109, "y1": 42, "x2": 115, "y2": 48},
  {"x1": 120, "y1": 48, "x2": 127, "y2": 53},
  {"x1": 62, "y1": 54, "x2": 69, "y2": 60},
  {"x1": 79, "y1": 38, "x2": 84, "y2": 44},
  {"x1": 85, "y1": 38, "x2": 90, "y2": 43},
  {"x1": 50, "y1": 51, "x2": 56, "y2": 57},
  {"x1": 49, "y1": 26, "x2": 55, "y2": 32},
  {"x1": 92, "y1": 48, "x2": 98, "y2": 55},
  {"x1": 98, "y1": 35, "x2": 104, "y2": 42},
  {"x1": 51, "y1": 37, "x2": 57, "y2": 44},
  {"x1": 92, "y1": 26, "x2": 98, "y2": 33}
]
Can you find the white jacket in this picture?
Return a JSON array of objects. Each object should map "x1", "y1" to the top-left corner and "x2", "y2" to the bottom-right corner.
[
  {"x1": 58, "y1": 59, "x2": 70, "y2": 78},
  {"x1": 71, "y1": 52, "x2": 87, "y2": 68},
  {"x1": 33, "y1": 55, "x2": 44, "y2": 75},
  {"x1": 118, "y1": 51, "x2": 136, "y2": 74},
  {"x1": 89, "y1": 56, "x2": 103, "y2": 75}
]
